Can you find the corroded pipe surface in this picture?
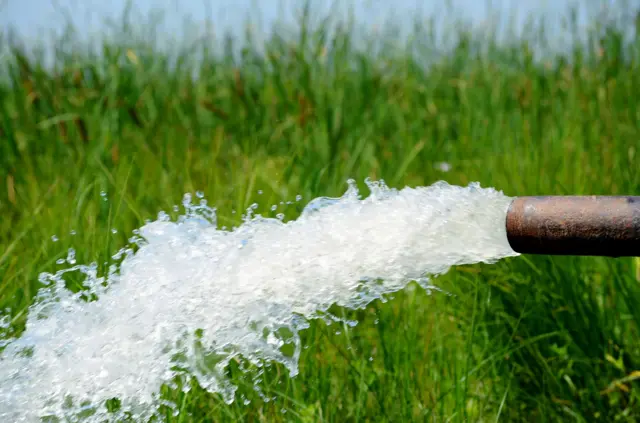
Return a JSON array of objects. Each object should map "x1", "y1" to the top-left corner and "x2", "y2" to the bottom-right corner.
[{"x1": 506, "y1": 196, "x2": 640, "y2": 257}]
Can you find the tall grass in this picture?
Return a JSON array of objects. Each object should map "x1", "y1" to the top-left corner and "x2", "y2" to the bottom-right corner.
[{"x1": 1, "y1": 3, "x2": 640, "y2": 422}]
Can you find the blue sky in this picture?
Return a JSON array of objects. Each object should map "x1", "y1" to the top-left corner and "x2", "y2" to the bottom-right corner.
[
  {"x1": 0, "y1": 1, "x2": 613, "y2": 39},
  {"x1": 0, "y1": 0, "x2": 632, "y2": 55}
]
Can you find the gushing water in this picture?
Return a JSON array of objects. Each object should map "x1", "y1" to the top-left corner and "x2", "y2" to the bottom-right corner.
[{"x1": 0, "y1": 179, "x2": 518, "y2": 422}]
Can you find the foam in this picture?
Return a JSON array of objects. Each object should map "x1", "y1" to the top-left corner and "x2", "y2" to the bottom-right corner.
[{"x1": 0, "y1": 179, "x2": 518, "y2": 422}]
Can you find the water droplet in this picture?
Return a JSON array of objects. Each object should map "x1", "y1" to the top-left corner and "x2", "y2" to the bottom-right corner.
[
  {"x1": 435, "y1": 162, "x2": 452, "y2": 172},
  {"x1": 70, "y1": 230, "x2": 76, "y2": 236},
  {"x1": 51, "y1": 235, "x2": 59, "y2": 242},
  {"x1": 369, "y1": 356, "x2": 374, "y2": 361},
  {"x1": 111, "y1": 229, "x2": 118, "y2": 234},
  {"x1": 295, "y1": 195, "x2": 302, "y2": 201},
  {"x1": 196, "y1": 191, "x2": 205, "y2": 199},
  {"x1": 66, "y1": 248, "x2": 76, "y2": 265},
  {"x1": 276, "y1": 213, "x2": 285, "y2": 221},
  {"x1": 270, "y1": 205, "x2": 277, "y2": 211},
  {"x1": 257, "y1": 190, "x2": 263, "y2": 195},
  {"x1": 173, "y1": 205, "x2": 180, "y2": 212},
  {"x1": 56, "y1": 258, "x2": 65, "y2": 265}
]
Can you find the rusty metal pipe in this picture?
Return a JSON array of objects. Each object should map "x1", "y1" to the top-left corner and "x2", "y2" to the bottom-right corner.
[{"x1": 505, "y1": 196, "x2": 640, "y2": 257}]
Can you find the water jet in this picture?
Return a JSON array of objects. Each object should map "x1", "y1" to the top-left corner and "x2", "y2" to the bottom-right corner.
[
  {"x1": 506, "y1": 196, "x2": 640, "y2": 257},
  {"x1": 2, "y1": 183, "x2": 638, "y2": 422},
  {"x1": 0, "y1": 180, "x2": 520, "y2": 423}
]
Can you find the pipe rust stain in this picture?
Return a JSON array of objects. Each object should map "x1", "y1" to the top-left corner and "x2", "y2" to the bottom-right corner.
[{"x1": 506, "y1": 196, "x2": 640, "y2": 257}]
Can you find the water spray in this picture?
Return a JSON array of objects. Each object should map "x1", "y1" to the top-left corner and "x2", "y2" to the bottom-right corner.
[
  {"x1": 1, "y1": 183, "x2": 639, "y2": 422},
  {"x1": 506, "y1": 196, "x2": 640, "y2": 257}
]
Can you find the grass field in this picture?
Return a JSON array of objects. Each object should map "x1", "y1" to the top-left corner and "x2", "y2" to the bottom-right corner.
[{"x1": 1, "y1": 3, "x2": 640, "y2": 422}]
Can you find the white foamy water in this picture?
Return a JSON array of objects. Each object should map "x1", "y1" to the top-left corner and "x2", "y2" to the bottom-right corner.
[{"x1": 0, "y1": 179, "x2": 518, "y2": 422}]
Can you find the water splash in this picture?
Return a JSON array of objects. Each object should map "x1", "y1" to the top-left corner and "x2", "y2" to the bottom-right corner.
[{"x1": 0, "y1": 179, "x2": 519, "y2": 422}]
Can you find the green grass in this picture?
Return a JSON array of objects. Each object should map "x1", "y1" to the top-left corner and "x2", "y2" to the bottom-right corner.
[{"x1": 1, "y1": 4, "x2": 640, "y2": 422}]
